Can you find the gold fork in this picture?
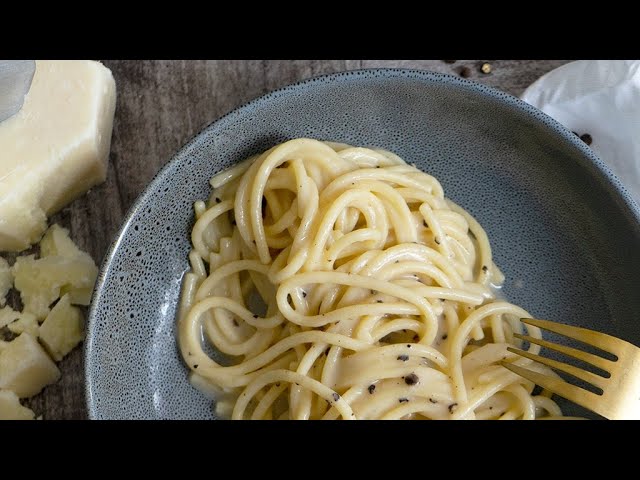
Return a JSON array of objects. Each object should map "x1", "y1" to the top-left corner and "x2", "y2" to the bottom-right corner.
[{"x1": 501, "y1": 318, "x2": 640, "y2": 420}]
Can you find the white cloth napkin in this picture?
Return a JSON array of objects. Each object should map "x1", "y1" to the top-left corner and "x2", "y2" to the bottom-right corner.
[{"x1": 521, "y1": 60, "x2": 640, "y2": 204}]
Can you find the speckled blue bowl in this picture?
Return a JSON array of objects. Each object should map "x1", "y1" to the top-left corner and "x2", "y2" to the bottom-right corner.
[{"x1": 85, "y1": 69, "x2": 640, "y2": 419}]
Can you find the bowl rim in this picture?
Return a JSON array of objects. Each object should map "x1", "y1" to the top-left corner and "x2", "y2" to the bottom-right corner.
[{"x1": 84, "y1": 67, "x2": 640, "y2": 419}]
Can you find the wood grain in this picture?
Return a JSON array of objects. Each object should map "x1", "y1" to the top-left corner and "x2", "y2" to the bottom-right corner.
[{"x1": 1, "y1": 59, "x2": 569, "y2": 419}]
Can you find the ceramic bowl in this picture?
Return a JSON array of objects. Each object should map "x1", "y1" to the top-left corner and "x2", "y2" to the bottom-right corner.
[{"x1": 85, "y1": 69, "x2": 640, "y2": 419}]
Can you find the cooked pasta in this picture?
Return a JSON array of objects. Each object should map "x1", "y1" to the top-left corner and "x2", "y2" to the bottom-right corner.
[{"x1": 177, "y1": 138, "x2": 563, "y2": 420}]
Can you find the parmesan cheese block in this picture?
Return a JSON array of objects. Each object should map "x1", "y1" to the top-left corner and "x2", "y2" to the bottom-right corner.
[{"x1": 0, "y1": 60, "x2": 117, "y2": 252}]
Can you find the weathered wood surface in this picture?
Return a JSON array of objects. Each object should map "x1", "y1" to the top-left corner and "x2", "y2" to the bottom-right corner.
[{"x1": 6, "y1": 60, "x2": 568, "y2": 419}]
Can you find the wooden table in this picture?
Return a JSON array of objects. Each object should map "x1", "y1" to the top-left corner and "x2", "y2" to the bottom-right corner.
[{"x1": 12, "y1": 59, "x2": 569, "y2": 419}]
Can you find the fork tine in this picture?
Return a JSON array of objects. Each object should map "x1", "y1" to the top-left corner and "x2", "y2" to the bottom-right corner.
[
  {"x1": 521, "y1": 318, "x2": 620, "y2": 356},
  {"x1": 514, "y1": 333, "x2": 614, "y2": 373},
  {"x1": 507, "y1": 347, "x2": 607, "y2": 390},
  {"x1": 501, "y1": 361, "x2": 603, "y2": 413}
]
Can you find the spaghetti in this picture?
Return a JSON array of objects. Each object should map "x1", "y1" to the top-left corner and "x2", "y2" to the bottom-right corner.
[{"x1": 178, "y1": 138, "x2": 562, "y2": 420}]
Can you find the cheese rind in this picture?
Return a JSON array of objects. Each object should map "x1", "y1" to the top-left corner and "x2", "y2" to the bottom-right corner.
[{"x1": 0, "y1": 60, "x2": 117, "y2": 252}]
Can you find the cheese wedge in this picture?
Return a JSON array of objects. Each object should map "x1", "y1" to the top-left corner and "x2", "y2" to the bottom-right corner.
[{"x1": 0, "y1": 60, "x2": 116, "y2": 252}]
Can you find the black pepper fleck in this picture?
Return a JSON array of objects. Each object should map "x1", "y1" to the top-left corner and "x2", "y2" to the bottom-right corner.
[
  {"x1": 441, "y1": 333, "x2": 448, "y2": 340},
  {"x1": 232, "y1": 319, "x2": 239, "y2": 327},
  {"x1": 404, "y1": 373, "x2": 419, "y2": 386},
  {"x1": 397, "y1": 354, "x2": 409, "y2": 362},
  {"x1": 434, "y1": 238, "x2": 441, "y2": 245},
  {"x1": 406, "y1": 344, "x2": 411, "y2": 348},
  {"x1": 302, "y1": 291, "x2": 307, "y2": 298},
  {"x1": 423, "y1": 220, "x2": 428, "y2": 227},
  {"x1": 332, "y1": 393, "x2": 340, "y2": 402},
  {"x1": 215, "y1": 197, "x2": 221, "y2": 203},
  {"x1": 193, "y1": 364, "x2": 199, "y2": 369},
  {"x1": 448, "y1": 403, "x2": 458, "y2": 413},
  {"x1": 253, "y1": 314, "x2": 259, "y2": 319},
  {"x1": 377, "y1": 300, "x2": 383, "y2": 303},
  {"x1": 429, "y1": 398, "x2": 438, "y2": 404},
  {"x1": 482, "y1": 265, "x2": 488, "y2": 272},
  {"x1": 368, "y1": 384, "x2": 376, "y2": 394},
  {"x1": 399, "y1": 398, "x2": 409, "y2": 403}
]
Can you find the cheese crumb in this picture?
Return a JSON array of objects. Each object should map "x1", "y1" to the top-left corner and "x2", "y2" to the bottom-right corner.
[
  {"x1": 0, "y1": 223, "x2": 98, "y2": 417},
  {"x1": 0, "y1": 258, "x2": 11, "y2": 306}
]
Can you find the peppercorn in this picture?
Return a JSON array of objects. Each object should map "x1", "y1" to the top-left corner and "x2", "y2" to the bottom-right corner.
[
  {"x1": 459, "y1": 66, "x2": 471, "y2": 78},
  {"x1": 404, "y1": 373, "x2": 419, "y2": 386}
]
